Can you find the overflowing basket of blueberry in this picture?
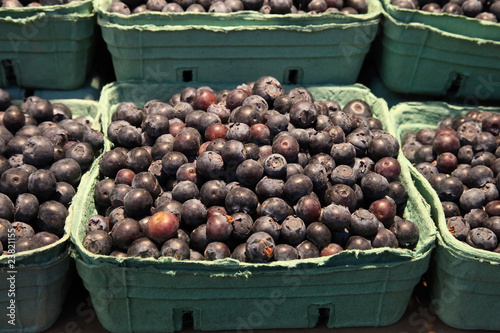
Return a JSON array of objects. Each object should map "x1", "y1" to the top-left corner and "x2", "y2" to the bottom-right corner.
[
  {"x1": 70, "y1": 77, "x2": 435, "y2": 332},
  {"x1": 0, "y1": 88, "x2": 104, "y2": 332},
  {"x1": 391, "y1": 101, "x2": 500, "y2": 331}
]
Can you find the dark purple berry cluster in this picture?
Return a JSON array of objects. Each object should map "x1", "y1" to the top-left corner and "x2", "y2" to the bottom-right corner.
[
  {"x1": 84, "y1": 76, "x2": 420, "y2": 263},
  {"x1": 391, "y1": 0, "x2": 500, "y2": 23},
  {"x1": 403, "y1": 109, "x2": 500, "y2": 253},
  {"x1": 0, "y1": 89, "x2": 104, "y2": 255},
  {"x1": 1, "y1": 0, "x2": 83, "y2": 8},
  {"x1": 108, "y1": 0, "x2": 368, "y2": 15}
]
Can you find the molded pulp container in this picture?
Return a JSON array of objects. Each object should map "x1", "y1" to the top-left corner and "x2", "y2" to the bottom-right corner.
[
  {"x1": 375, "y1": 2, "x2": 500, "y2": 100},
  {"x1": 94, "y1": 0, "x2": 381, "y2": 85},
  {"x1": 390, "y1": 102, "x2": 500, "y2": 330},
  {"x1": 71, "y1": 81, "x2": 436, "y2": 333},
  {"x1": 0, "y1": 1, "x2": 95, "y2": 90},
  {"x1": 0, "y1": 100, "x2": 101, "y2": 332}
]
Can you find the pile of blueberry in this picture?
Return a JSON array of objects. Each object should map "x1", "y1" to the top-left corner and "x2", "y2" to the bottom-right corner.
[
  {"x1": 402, "y1": 109, "x2": 500, "y2": 253},
  {"x1": 391, "y1": 0, "x2": 500, "y2": 22},
  {"x1": 83, "y1": 76, "x2": 420, "y2": 263},
  {"x1": 107, "y1": 0, "x2": 368, "y2": 15},
  {"x1": 1, "y1": 0, "x2": 83, "y2": 7},
  {"x1": 0, "y1": 89, "x2": 104, "y2": 256}
]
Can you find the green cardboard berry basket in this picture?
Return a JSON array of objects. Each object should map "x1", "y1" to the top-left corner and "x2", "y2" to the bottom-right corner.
[
  {"x1": 389, "y1": 101, "x2": 500, "y2": 330},
  {"x1": 0, "y1": 99, "x2": 101, "y2": 333},
  {"x1": 94, "y1": 0, "x2": 381, "y2": 85},
  {"x1": 70, "y1": 81, "x2": 436, "y2": 333},
  {"x1": 0, "y1": 0, "x2": 95, "y2": 90},
  {"x1": 374, "y1": 3, "x2": 500, "y2": 100}
]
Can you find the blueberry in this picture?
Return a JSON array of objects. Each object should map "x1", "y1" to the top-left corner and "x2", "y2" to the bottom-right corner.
[
  {"x1": 466, "y1": 165, "x2": 493, "y2": 188},
  {"x1": 330, "y1": 143, "x2": 356, "y2": 166},
  {"x1": 280, "y1": 215, "x2": 306, "y2": 246},
  {"x1": 263, "y1": 153, "x2": 287, "y2": 178},
  {"x1": 320, "y1": 243, "x2": 343, "y2": 256},
  {"x1": 190, "y1": 224, "x2": 210, "y2": 253},
  {"x1": 289, "y1": 101, "x2": 317, "y2": 129},
  {"x1": 350, "y1": 208, "x2": 379, "y2": 237},
  {"x1": 117, "y1": 126, "x2": 142, "y2": 149},
  {"x1": 204, "y1": 241, "x2": 231, "y2": 260},
  {"x1": 464, "y1": 208, "x2": 487, "y2": 229},
  {"x1": 482, "y1": 183, "x2": 499, "y2": 202},
  {"x1": 162, "y1": 151, "x2": 188, "y2": 175},
  {"x1": 437, "y1": 176, "x2": 464, "y2": 202},
  {"x1": 442, "y1": 201, "x2": 461, "y2": 218},
  {"x1": 111, "y1": 217, "x2": 143, "y2": 250},
  {"x1": 372, "y1": 228, "x2": 398, "y2": 248},
  {"x1": 14, "y1": 193, "x2": 39, "y2": 223},
  {"x1": 451, "y1": 164, "x2": 471, "y2": 183},
  {"x1": 330, "y1": 165, "x2": 357, "y2": 187},
  {"x1": 324, "y1": 184, "x2": 357, "y2": 211},
  {"x1": 273, "y1": 244, "x2": 298, "y2": 260},
  {"x1": 245, "y1": 231, "x2": 275, "y2": 263},
  {"x1": 390, "y1": 218, "x2": 419, "y2": 248},
  {"x1": 181, "y1": 199, "x2": 207, "y2": 229},
  {"x1": 15, "y1": 238, "x2": 41, "y2": 253},
  {"x1": 236, "y1": 159, "x2": 263, "y2": 187},
  {"x1": 173, "y1": 127, "x2": 201, "y2": 157},
  {"x1": 230, "y1": 243, "x2": 248, "y2": 262},
  {"x1": 0, "y1": 167, "x2": 29, "y2": 201},
  {"x1": 345, "y1": 235, "x2": 373, "y2": 250},
  {"x1": 110, "y1": 184, "x2": 131, "y2": 208},
  {"x1": 25, "y1": 98, "x2": 53, "y2": 123},
  {"x1": 128, "y1": 237, "x2": 160, "y2": 258},
  {"x1": 303, "y1": 163, "x2": 328, "y2": 190},
  {"x1": 107, "y1": 207, "x2": 127, "y2": 229},
  {"x1": 221, "y1": 140, "x2": 246, "y2": 164},
  {"x1": 360, "y1": 172, "x2": 389, "y2": 201},
  {"x1": 127, "y1": 147, "x2": 153, "y2": 174},
  {"x1": 50, "y1": 158, "x2": 82, "y2": 187},
  {"x1": 328, "y1": 111, "x2": 351, "y2": 134},
  {"x1": 83, "y1": 230, "x2": 113, "y2": 255},
  {"x1": 123, "y1": 188, "x2": 153, "y2": 218},
  {"x1": 253, "y1": 216, "x2": 281, "y2": 242},
  {"x1": 23, "y1": 136, "x2": 54, "y2": 167},
  {"x1": 161, "y1": 238, "x2": 190, "y2": 260},
  {"x1": 484, "y1": 216, "x2": 500, "y2": 238},
  {"x1": 252, "y1": 76, "x2": 284, "y2": 108},
  {"x1": 99, "y1": 149, "x2": 128, "y2": 178},
  {"x1": 36, "y1": 201, "x2": 68, "y2": 237},
  {"x1": 459, "y1": 188, "x2": 485, "y2": 212},
  {"x1": 226, "y1": 123, "x2": 251, "y2": 143},
  {"x1": 225, "y1": 187, "x2": 258, "y2": 215},
  {"x1": 206, "y1": 214, "x2": 233, "y2": 242},
  {"x1": 305, "y1": 222, "x2": 331, "y2": 249},
  {"x1": 171, "y1": 181, "x2": 199, "y2": 203},
  {"x1": 283, "y1": 174, "x2": 313, "y2": 203},
  {"x1": 86, "y1": 215, "x2": 110, "y2": 233},
  {"x1": 94, "y1": 179, "x2": 115, "y2": 208},
  {"x1": 28, "y1": 169, "x2": 57, "y2": 201},
  {"x1": 294, "y1": 194, "x2": 321, "y2": 224},
  {"x1": 11, "y1": 221, "x2": 35, "y2": 239},
  {"x1": 33, "y1": 232, "x2": 60, "y2": 247},
  {"x1": 466, "y1": 227, "x2": 498, "y2": 250},
  {"x1": 343, "y1": 99, "x2": 372, "y2": 118},
  {"x1": 296, "y1": 240, "x2": 320, "y2": 259},
  {"x1": 231, "y1": 212, "x2": 253, "y2": 242},
  {"x1": 260, "y1": 197, "x2": 293, "y2": 223}
]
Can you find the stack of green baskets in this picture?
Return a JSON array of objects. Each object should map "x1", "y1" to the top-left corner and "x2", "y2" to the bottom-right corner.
[
  {"x1": 0, "y1": 100, "x2": 101, "y2": 332},
  {"x1": 375, "y1": 0, "x2": 500, "y2": 100},
  {"x1": 0, "y1": 1, "x2": 95, "y2": 90},
  {"x1": 390, "y1": 102, "x2": 500, "y2": 331},
  {"x1": 70, "y1": 82, "x2": 436, "y2": 332},
  {"x1": 94, "y1": 0, "x2": 381, "y2": 85}
]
